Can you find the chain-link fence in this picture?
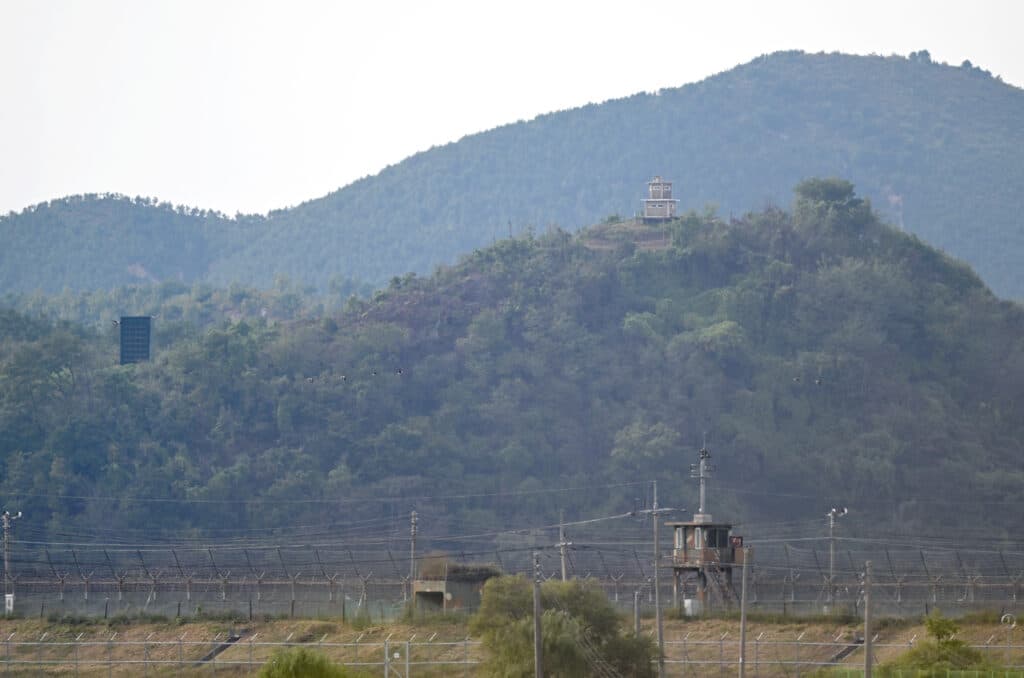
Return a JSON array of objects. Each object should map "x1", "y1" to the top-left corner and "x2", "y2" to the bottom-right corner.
[{"x1": 2, "y1": 632, "x2": 1024, "y2": 676}]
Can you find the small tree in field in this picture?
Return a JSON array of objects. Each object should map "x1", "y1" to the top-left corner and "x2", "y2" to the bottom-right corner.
[
  {"x1": 470, "y1": 575, "x2": 655, "y2": 677},
  {"x1": 880, "y1": 610, "x2": 1000, "y2": 675}
]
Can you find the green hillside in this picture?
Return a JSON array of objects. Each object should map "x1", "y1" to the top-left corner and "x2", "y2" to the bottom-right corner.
[
  {"x1": 2, "y1": 180, "x2": 1022, "y2": 539},
  {"x1": 0, "y1": 195, "x2": 257, "y2": 293},
  {"x1": 256, "y1": 50, "x2": 1024, "y2": 298},
  {"x1": 3, "y1": 51, "x2": 1023, "y2": 299}
]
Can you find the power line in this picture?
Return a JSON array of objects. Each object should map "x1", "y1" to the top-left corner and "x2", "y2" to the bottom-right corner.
[{"x1": 2, "y1": 480, "x2": 650, "y2": 506}]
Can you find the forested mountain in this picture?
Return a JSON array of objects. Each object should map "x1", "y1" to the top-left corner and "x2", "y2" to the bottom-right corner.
[
  {"x1": 3, "y1": 50, "x2": 1024, "y2": 298},
  {"x1": 0, "y1": 196, "x2": 254, "y2": 293},
  {"x1": 2, "y1": 180, "x2": 1022, "y2": 540}
]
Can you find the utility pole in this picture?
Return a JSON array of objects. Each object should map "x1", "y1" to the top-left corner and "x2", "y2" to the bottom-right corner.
[
  {"x1": 827, "y1": 507, "x2": 848, "y2": 607},
  {"x1": 3, "y1": 510, "x2": 22, "y2": 614},
  {"x1": 533, "y1": 552, "x2": 543, "y2": 678},
  {"x1": 409, "y1": 511, "x2": 418, "y2": 583},
  {"x1": 653, "y1": 481, "x2": 665, "y2": 678},
  {"x1": 864, "y1": 560, "x2": 873, "y2": 678},
  {"x1": 633, "y1": 482, "x2": 681, "y2": 677},
  {"x1": 738, "y1": 546, "x2": 752, "y2": 678},
  {"x1": 558, "y1": 510, "x2": 571, "y2": 582},
  {"x1": 689, "y1": 442, "x2": 717, "y2": 614},
  {"x1": 695, "y1": 444, "x2": 711, "y2": 515}
]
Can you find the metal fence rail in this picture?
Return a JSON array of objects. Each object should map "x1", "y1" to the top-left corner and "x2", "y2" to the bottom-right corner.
[
  {"x1": 7, "y1": 574, "x2": 1024, "y2": 622},
  {"x1": 662, "y1": 637, "x2": 1024, "y2": 675},
  {"x1": 2, "y1": 635, "x2": 1024, "y2": 676},
  {"x1": 6, "y1": 533, "x2": 1024, "y2": 620},
  {"x1": 1, "y1": 637, "x2": 480, "y2": 676}
]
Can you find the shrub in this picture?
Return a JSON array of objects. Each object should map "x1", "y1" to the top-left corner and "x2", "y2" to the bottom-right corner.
[
  {"x1": 257, "y1": 647, "x2": 365, "y2": 678},
  {"x1": 470, "y1": 575, "x2": 656, "y2": 677},
  {"x1": 880, "y1": 610, "x2": 1000, "y2": 675}
]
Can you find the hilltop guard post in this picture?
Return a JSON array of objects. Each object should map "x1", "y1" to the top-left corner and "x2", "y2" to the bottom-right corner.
[
  {"x1": 666, "y1": 445, "x2": 745, "y2": 614},
  {"x1": 641, "y1": 176, "x2": 679, "y2": 223}
]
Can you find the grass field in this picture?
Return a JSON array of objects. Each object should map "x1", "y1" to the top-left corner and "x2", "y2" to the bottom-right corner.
[{"x1": 0, "y1": 609, "x2": 1020, "y2": 675}]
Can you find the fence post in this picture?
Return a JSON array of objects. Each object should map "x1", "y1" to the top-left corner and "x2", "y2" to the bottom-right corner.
[
  {"x1": 1003, "y1": 613, "x2": 1017, "y2": 669},
  {"x1": 405, "y1": 640, "x2": 410, "y2": 676},
  {"x1": 739, "y1": 546, "x2": 750, "y2": 678},
  {"x1": 864, "y1": 561, "x2": 873, "y2": 678},
  {"x1": 384, "y1": 637, "x2": 390, "y2": 678},
  {"x1": 793, "y1": 639, "x2": 798, "y2": 678},
  {"x1": 628, "y1": 589, "x2": 637, "y2": 636}
]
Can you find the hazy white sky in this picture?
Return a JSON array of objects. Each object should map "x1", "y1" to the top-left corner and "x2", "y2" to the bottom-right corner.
[{"x1": 1, "y1": 0, "x2": 1021, "y2": 216}]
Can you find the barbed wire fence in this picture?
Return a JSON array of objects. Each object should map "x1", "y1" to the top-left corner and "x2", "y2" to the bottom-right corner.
[
  {"x1": 5, "y1": 518, "x2": 1024, "y2": 621},
  {"x1": 3, "y1": 500, "x2": 1024, "y2": 675}
]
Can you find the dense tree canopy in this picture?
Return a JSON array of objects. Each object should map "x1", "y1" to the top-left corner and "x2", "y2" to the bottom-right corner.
[{"x1": 0, "y1": 182, "x2": 1022, "y2": 541}]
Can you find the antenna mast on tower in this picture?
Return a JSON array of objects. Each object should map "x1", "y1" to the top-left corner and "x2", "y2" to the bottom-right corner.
[{"x1": 690, "y1": 438, "x2": 715, "y2": 522}]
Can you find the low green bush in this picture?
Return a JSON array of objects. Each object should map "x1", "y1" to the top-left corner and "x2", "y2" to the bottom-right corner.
[
  {"x1": 257, "y1": 647, "x2": 369, "y2": 678},
  {"x1": 878, "y1": 610, "x2": 1003, "y2": 676}
]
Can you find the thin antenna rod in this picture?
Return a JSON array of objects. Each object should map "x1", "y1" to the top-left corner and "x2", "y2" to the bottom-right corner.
[{"x1": 691, "y1": 439, "x2": 714, "y2": 518}]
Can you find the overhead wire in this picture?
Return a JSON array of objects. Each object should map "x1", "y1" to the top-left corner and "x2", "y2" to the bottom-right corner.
[
  {"x1": 2, "y1": 479, "x2": 650, "y2": 507},
  {"x1": 6, "y1": 488, "x2": 1024, "y2": 589}
]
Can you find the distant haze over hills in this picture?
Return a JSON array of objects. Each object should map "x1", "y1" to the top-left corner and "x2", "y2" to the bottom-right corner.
[{"x1": 3, "y1": 50, "x2": 1022, "y2": 299}]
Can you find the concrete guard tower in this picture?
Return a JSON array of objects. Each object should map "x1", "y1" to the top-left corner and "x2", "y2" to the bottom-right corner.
[
  {"x1": 413, "y1": 562, "x2": 500, "y2": 614},
  {"x1": 641, "y1": 176, "x2": 679, "y2": 223},
  {"x1": 666, "y1": 445, "x2": 745, "y2": 614}
]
